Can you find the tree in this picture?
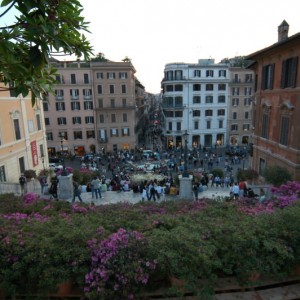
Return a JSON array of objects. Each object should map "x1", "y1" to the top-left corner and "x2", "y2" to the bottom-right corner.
[
  {"x1": 0, "y1": 0, "x2": 93, "y2": 105},
  {"x1": 263, "y1": 165, "x2": 292, "y2": 186}
]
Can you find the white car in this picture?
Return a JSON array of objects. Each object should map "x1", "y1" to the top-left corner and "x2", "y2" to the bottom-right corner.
[{"x1": 49, "y1": 163, "x2": 64, "y2": 172}]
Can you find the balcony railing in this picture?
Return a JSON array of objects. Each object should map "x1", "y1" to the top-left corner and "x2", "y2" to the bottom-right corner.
[{"x1": 95, "y1": 104, "x2": 136, "y2": 110}]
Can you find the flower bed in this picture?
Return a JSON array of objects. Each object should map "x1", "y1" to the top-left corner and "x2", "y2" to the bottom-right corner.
[{"x1": 0, "y1": 181, "x2": 300, "y2": 299}]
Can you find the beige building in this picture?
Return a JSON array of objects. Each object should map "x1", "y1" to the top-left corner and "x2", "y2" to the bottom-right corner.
[
  {"x1": 44, "y1": 60, "x2": 140, "y2": 156},
  {"x1": 0, "y1": 85, "x2": 48, "y2": 183},
  {"x1": 228, "y1": 64, "x2": 254, "y2": 146}
]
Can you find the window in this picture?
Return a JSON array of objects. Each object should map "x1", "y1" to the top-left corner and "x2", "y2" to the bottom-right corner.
[
  {"x1": 244, "y1": 111, "x2": 249, "y2": 119},
  {"x1": 244, "y1": 87, "x2": 252, "y2": 95},
  {"x1": 166, "y1": 85, "x2": 173, "y2": 92},
  {"x1": 165, "y1": 111, "x2": 173, "y2": 118},
  {"x1": 98, "y1": 129, "x2": 107, "y2": 141},
  {"x1": 194, "y1": 70, "x2": 201, "y2": 77},
  {"x1": 205, "y1": 95, "x2": 213, "y2": 103},
  {"x1": 281, "y1": 57, "x2": 298, "y2": 88},
  {"x1": 279, "y1": 116, "x2": 289, "y2": 146},
  {"x1": 206, "y1": 120, "x2": 211, "y2": 129},
  {"x1": 175, "y1": 84, "x2": 183, "y2": 91},
  {"x1": 57, "y1": 117, "x2": 67, "y2": 125},
  {"x1": 111, "y1": 114, "x2": 116, "y2": 123},
  {"x1": 123, "y1": 113, "x2": 127, "y2": 122},
  {"x1": 233, "y1": 112, "x2": 237, "y2": 119},
  {"x1": 168, "y1": 122, "x2": 172, "y2": 131},
  {"x1": 13, "y1": 119, "x2": 21, "y2": 140},
  {"x1": 194, "y1": 121, "x2": 199, "y2": 130},
  {"x1": 119, "y1": 72, "x2": 127, "y2": 79},
  {"x1": 175, "y1": 111, "x2": 183, "y2": 117},
  {"x1": 70, "y1": 74, "x2": 76, "y2": 84},
  {"x1": 45, "y1": 118, "x2": 50, "y2": 126},
  {"x1": 84, "y1": 73, "x2": 89, "y2": 84},
  {"x1": 56, "y1": 102, "x2": 65, "y2": 111},
  {"x1": 231, "y1": 124, "x2": 238, "y2": 131},
  {"x1": 84, "y1": 101, "x2": 93, "y2": 110},
  {"x1": 193, "y1": 110, "x2": 200, "y2": 117},
  {"x1": 120, "y1": 84, "x2": 126, "y2": 94},
  {"x1": 55, "y1": 89, "x2": 64, "y2": 99},
  {"x1": 175, "y1": 96, "x2": 183, "y2": 107},
  {"x1": 98, "y1": 98, "x2": 103, "y2": 108},
  {"x1": 219, "y1": 70, "x2": 226, "y2": 77},
  {"x1": 97, "y1": 85, "x2": 103, "y2": 94},
  {"x1": 243, "y1": 124, "x2": 250, "y2": 131},
  {"x1": 218, "y1": 84, "x2": 226, "y2": 91},
  {"x1": 110, "y1": 99, "x2": 115, "y2": 108},
  {"x1": 218, "y1": 95, "x2": 225, "y2": 103},
  {"x1": 107, "y1": 72, "x2": 116, "y2": 79},
  {"x1": 72, "y1": 116, "x2": 81, "y2": 124},
  {"x1": 19, "y1": 156, "x2": 25, "y2": 174},
  {"x1": 219, "y1": 120, "x2": 223, "y2": 128},
  {"x1": 206, "y1": 84, "x2": 213, "y2": 91},
  {"x1": 109, "y1": 85, "x2": 115, "y2": 94},
  {"x1": 97, "y1": 72, "x2": 103, "y2": 79},
  {"x1": 122, "y1": 128, "x2": 130, "y2": 136},
  {"x1": 232, "y1": 87, "x2": 239, "y2": 95},
  {"x1": 110, "y1": 128, "x2": 118, "y2": 137},
  {"x1": 0, "y1": 165, "x2": 6, "y2": 182},
  {"x1": 36, "y1": 114, "x2": 41, "y2": 130},
  {"x1": 232, "y1": 98, "x2": 239, "y2": 106},
  {"x1": 244, "y1": 98, "x2": 251, "y2": 106},
  {"x1": 217, "y1": 109, "x2": 225, "y2": 116},
  {"x1": 261, "y1": 113, "x2": 269, "y2": 139},
  {"x1": 86, "y1": 130, "x2": 95, "y2": 139},
  {"x1": 99, "y1": 114, "x2": 104, "y2": 123},
  {"x1": 193, "y1": 96, "x2": 201, "y2": 104},
  {"x1": 174, "y1": 70, "x2": 182, "y2": 80},
  {"x1": 205, "y1": 110, "x2": 213, "y2": 117},
  {"x1": 43, "y1": 102, "x2": 48, "y2": 112},
  {"x1": 74, "y1": 131, "x2": 82, "y2": 139},
  {"x1": 46, "y1": 132, "x2": 53, "y2": 141},
  {"x1": 83, "y1": 89, "x2": 92, "y2": 99},
  {"x1": 206, "y1": 70, "x2": 214, "y2": 77},
  {"x1": 165, "y1": 71, "x2": 173, "y2": 80},
  {"x1": 71, "y1": 102, "x2": 80, "y2": 110},
  {"x1": 193, "y1": 84, "x2": 201, "y2": 91},
  {"x1": 70, "y1": 89, "x2": 79, "y2": 99},
  {"x1": 245, "y1": 74, "x2": 253, "y2": 82},
  {"x1": 122, "y1": 98, "x2": 127, "y2": 107},
  {"x1": 176, "y1": 122, "x2": 181, "y2": 131},
  {"x1": 85, "y1": 116, "x2": 94, "y2": 124},
  {"x1": 261, "y1": 64, "x2": 275, "y2": 90}
]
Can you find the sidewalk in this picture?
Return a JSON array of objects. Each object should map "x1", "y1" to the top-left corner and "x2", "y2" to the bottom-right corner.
[{"x1": 42, "y1": 186, "x2": 232, "y2": 205}]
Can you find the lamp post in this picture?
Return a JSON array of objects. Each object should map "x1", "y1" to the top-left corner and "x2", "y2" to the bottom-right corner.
[
  {"x1": 58, "y1": 132, "x2": 68, "y2": 176},
  {"x1": 182, "y1": 130, "x2": 189, "y2": 177}
]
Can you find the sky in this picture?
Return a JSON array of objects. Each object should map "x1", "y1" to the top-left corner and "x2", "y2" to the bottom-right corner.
[
  {"x1": 1, "y1": 0, "x2": 299, "y2": 94},
  {"x1": 81, "y1": 0, "x2": 300, "y2": 94}
]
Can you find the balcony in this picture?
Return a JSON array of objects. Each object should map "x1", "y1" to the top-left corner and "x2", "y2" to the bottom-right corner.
[
  {"x1": 98, "y1": 137, "x2": 108, "y2": 143},
  {"x1": 162, "y1": 103, "x2": 185, "y2": 109}
]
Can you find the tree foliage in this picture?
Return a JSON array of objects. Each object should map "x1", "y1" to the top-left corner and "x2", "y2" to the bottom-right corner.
[
  {"x1": 0, "y1": 0, "x2": 93, "y2": 105},
  {"x1": 263, "y1": 165, "x2": 292, "y2": 187}
]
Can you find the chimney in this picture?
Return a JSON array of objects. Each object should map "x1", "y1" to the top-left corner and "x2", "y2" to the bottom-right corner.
[{"x1": 278, "y1": 20, "x2": 289, "y2": 42}]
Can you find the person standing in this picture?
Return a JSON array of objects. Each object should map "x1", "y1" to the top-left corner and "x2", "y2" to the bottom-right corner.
[
  {"x1": 38, "y1": 176, "x2": 47, "y2": 195},
  {"x1": 231, "y1": 183, "x2": 240, "y2": 200},
  {"x1": 19, "y1": 174, "x2": 26, "y2": 196},
  {"x1": 49, "y1": 175, "x2": 59, "y2": 200},
  {"x1": 91, "y1": 176, "x2": 102, "y2": 199},
  {"x1": 72, "y1": 181, "x2": 83, "y2": 203}
]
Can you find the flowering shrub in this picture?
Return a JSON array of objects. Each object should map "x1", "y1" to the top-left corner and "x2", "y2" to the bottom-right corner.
[
  {"x1": 270, "y1": 181, "x2": 300, "y2": 208},
  {"x1": 22, "y1": 192, "x2": 39, "y2": 205},
  {"x1": 84, "y1": 228, "x2": 156, "y2": 299},
  {"x1": 56, "y1": 166, "x2": 73, "y2": 176}
]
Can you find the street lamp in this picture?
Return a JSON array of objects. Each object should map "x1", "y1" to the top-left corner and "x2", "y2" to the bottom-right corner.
[
  {"x1": 58, "y1": 132, "x2": 68, "y2": 176},
  {"x1": 182, "y1": 130, "x2": 189, "y2": 177}
]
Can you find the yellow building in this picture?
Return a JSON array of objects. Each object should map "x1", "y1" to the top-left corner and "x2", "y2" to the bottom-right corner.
[{"x1": 0, "y1": 84, "x2": 48, "y2": 183}]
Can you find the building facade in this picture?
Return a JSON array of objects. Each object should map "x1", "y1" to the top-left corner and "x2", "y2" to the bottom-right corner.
[
  {"x1": 228, "y1": 64, "x2": 254, "y2": 145},
  {"x1": 246, "y1": 21, "x2": 300, "y2": 181},
  {"x1": 44, "y1": 60, "x2": 141, "y2": 155},
  {"x1": 161, "y1": 59, "x2": 229, "y2": 149},
  {"x1": 0, "y1": 85, "x2": 48, "y2": 182}
]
